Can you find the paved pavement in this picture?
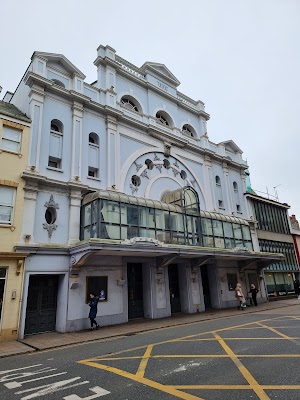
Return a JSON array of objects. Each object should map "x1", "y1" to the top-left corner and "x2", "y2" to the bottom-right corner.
[{"x1": 0, "y1": 298, "x2": 299, "y2": 358}]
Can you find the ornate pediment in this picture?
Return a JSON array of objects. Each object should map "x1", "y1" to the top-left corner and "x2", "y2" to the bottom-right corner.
[{"x1": 141, "y1": 62, "x2": 180, "y2": 87}]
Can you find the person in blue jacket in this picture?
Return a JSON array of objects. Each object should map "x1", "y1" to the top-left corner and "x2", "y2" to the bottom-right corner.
[{"x1": 88, "y1": 293, "x2": 99, "y2": 330}]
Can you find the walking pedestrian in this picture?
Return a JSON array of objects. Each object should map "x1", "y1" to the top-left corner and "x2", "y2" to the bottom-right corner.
[
  {"x1": 88, "y1": 293, "x2": 99, "y2": 330},
  {"x1": 235, "y1": 283, "x2": 246, "y2": 310},
  {"x1": 248, "y1": 283, "x2": 259, "y2": 306}
]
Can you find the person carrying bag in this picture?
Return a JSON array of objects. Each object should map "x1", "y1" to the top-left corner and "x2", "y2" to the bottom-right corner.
[{"x1": 235, "y1": 283, "x2": 246, "y2": 310}]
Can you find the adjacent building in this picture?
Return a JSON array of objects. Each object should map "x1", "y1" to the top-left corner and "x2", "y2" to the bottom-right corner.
[
  {"x1": 0, "y1": 100, "x2": 31, "y2": 340},
  {"x1": 246, "y1": 193, "x2": 299, "y2": 296},
  {"x1": 5, "y1": 45, "x2": 282, "y2": 338}
]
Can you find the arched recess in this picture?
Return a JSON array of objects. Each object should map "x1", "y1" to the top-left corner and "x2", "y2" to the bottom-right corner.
[
  {"x1": 118, "y1": 93, "x2": 144, "y2": 114},
  {"x1": 181, "y1": 123, "x2": 198, "y2": 139},
  {"x1": 155, "y1": 110, "x2": 175, "y2": 128},
  {"x1": 121, "y1": 149, "x2": 207, "y2": 210}
]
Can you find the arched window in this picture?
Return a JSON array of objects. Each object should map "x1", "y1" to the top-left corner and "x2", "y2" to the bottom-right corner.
[
  {"x1": 163, "y1": 159, "x2": 171, "y2": 169},
  {"x1": 88, "y1": 133, "x2": 100, "y2": 178},
  {"x1": 156, "y1": 111, "x2": 172, "y2": 127},
  {"x1": 233, "y1": 182, "x2": 241, "y2": 213},
  {"x1": 51, "y1": 79, "x2": 65, "y2": 88},
  {"x1": 120, "y1": 96, "x2": 140, "y2": 113},
  {"x1": 180, "y1": 170, "x2": 187, "y2": 180},
  {"x1": 48, "y1": 119, "x2": 63, "y2": 169},
  {"x1": 215, "y1": 176, "x2": 224, "y2": 209},
  {"x1": 182, "y1": 124, "x2": 196, "y2": 138},
  {"x1": 89, "y1": 132, "x2": 99, "y2": 145}
]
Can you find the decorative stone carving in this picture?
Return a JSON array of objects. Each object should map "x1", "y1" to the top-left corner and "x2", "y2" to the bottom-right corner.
[
  {"x1": 164, "y1": 142, "x2": 171, "y2": 157},
  {"x1": 134, "y1": 161, "x2": 142, "y2": 172},
  {"x1": 44, "y1": 194, "x2": 59, "y2": 209},
  {"x1": 43, "y1": 222, "x2": 57, "y2": 238},
  {"x1": 123, "y1": 237, "x2": 164, "y2": 246},
  {"x1": 43, "y1": 194, "x2": 59, "y2": 238},
  {"x1": 130, "y1": 184, "x2": 138, "y2": 194},
  {"x1": 156, "y1": 164, "x2": 163, "y2": 173},
  {"x1": 141, "y1": 170, "x2": 149, "y2": 179}
]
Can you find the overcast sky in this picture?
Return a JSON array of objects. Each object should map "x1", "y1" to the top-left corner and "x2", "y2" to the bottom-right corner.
[{"x1": 1, "y1": 0, "x2": 299, "y2": 218}]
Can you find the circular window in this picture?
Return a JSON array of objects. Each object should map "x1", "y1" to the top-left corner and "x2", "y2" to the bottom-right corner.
[
  {"x1": 131, "y1": 175, "x2": 141, "y2": 187},
  {"x1": 163, "y1": 159, "x2": 170, "y2": 169},
  {"x1": 180, "y1": 170, "x2": 187, "y2": 180},
  {"x1": 145, "y1": 159, "x2": 154, "y2": 170},
  {"x1": 45, "y1": 207, "x2": 57, "y2": 225}
]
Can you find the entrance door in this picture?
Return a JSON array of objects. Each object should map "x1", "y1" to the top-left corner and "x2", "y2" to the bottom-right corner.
[
  {"x1": 201, "y1": 265, "x2": 212, "y2": 309},
  {"x1": 168, "y1": 264, "x2": 181, "y2": 313},
  {"x1": 127, "y1": 263, "x2": 144, "y2": 319},
  {"x1": 25, "y1": 275, "x2": 58, "y2": 335}
]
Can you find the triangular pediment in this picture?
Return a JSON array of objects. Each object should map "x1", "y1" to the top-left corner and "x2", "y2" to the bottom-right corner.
[
  {"x1": 141, "y1": 62, "x2": 180, "y2": 87},
  {"x1": 219, "y1": 140, "x2": 243, "y2": 154},
  {"x1": 32, "y1": 51, "x2": 86, "y2": 79}
]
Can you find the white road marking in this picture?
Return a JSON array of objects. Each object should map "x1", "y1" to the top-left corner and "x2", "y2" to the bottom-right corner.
[
  {"x1": 4, "y1": 372, "x2": 67, "y2": 389},
  {"x1": 15, "y1": 377, "x2": 89, "y2": 400},
  {"x1": 63, "y1": 386, "x2": 111, "y2": 399},
  {"x1": 0, "y1": 367, "x2": 56, "y2": 383},
  {"x1": 0, "y1": 365, "x2": 43, "y2": 376}
]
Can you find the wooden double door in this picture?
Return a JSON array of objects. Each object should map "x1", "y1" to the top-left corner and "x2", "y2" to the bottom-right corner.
[{"x1": 25, "y1": 275, "x2": 58, "y2": 335}]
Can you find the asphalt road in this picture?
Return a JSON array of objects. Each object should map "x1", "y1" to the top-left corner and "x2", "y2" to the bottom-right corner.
[{"x1": 0, "y1": 305, "x2": 299, "y2": 400}]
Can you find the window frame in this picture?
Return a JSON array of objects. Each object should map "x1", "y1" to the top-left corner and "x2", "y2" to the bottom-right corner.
[
  {"x1": 0, "y1": 186, "x2": 16, "y2": 225},
  {"x1": 1, "y1": 125, "x2": 22, "y2": 154}
]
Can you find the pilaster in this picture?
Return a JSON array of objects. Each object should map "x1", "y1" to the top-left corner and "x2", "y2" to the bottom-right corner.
[
  {"x1": 203, "y1": 155, "x2": 214, "y2": 210},
  {"x1": 68, "y1": 189, "x2": 82, "y2": 244},
  {"x1": 71, "y1": 101, "x2": 83, "y2": 181},
  {"x1": 28, "y1": 84, "x2": 45, "y2": 170},
  {"x1": 222, "y1": 162, "x2": 233, "y2": 213},
  {"x1": 19, "y1": 182, "x2": 38, "y2": 244},
  {"x1": 106, "y1": 116, "x2": 118, "y2": 189}
]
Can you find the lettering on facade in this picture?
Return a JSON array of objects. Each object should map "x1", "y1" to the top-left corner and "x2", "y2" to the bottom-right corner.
[{"x1": 157, "y1": 81, "x2": 168, "y2": 92}]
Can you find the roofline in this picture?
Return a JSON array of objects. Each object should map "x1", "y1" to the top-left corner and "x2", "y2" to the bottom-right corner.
[{"x1": 245, "y1": 192, "x2": 290, "y2": 208}]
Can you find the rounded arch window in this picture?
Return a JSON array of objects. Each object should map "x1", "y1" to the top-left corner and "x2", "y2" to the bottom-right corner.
[
  {"x1": 50, "y1": 119, "x2": 63, "y2": 133},
  {"x1": 45, "y1": 207, "x2": 57, "y2": 225},
  {"x1": 163, "y1": 159, "x2": 171, "y2": 169},
  {"x1": 131, "y1": 175, "x2": 141, "y2": 187},
  {"x1": 215, "y1": 176, "x2": 221, "y2": 185},
  {"x1": 156, "y1": 111, "x2": 172, "y2": 127},
  {"x1": 182, "y1": 124, "x2": 196, "y2": 138},
  {"x1": 180, "y1": 170, "x2": 187, "y2": 180},
  {"x1": 51, "y1": 79, "x2": 65, "y2": 88},
  {"x1": 120, "y1": 96, "x2": 140, "y2": 112},
  {"x1": 89, "y1": 132, "x2": 99, "y2": 145},
  {"x1": 233, "y1": 181, "x2": 238, "y2": 191},
  {"x1": 145, "y1": 159, "x2": 154, "y2": 170}
]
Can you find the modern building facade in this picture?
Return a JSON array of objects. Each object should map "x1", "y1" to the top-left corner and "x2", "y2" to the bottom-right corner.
[
  {"x1": 0, "y1": 100, "x2": 31, "y2": 340},
  {"x1": 246, "y1": 193, "x2": 299, "y2": 296},
  {"x1": 6, "y1": 45, "x2": 281, "y2": 338}
]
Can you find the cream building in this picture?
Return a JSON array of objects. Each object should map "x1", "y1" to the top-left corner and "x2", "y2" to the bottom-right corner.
[{"x1": 0, "y1": 100, "x2": 30, "y2": 340}]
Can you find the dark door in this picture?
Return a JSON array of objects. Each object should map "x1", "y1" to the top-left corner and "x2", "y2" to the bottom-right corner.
[
  {"x1": 168, "y1": 264, "x2": 181, "y2": 313},
  {"x1": 25, "y1": 275, "x2": 58, "y2": 335},
  {"x1": 201, "y1": 265, "x2": 212, "y2": 309},
  {"x1": 127, "y1": 263, "x2": 144, "y2": 319}
]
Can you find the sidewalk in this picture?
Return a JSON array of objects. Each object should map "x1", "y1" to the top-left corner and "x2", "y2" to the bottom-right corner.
[{"x1": 0, "y1": 298, "x2": 299, "y2": 358}]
